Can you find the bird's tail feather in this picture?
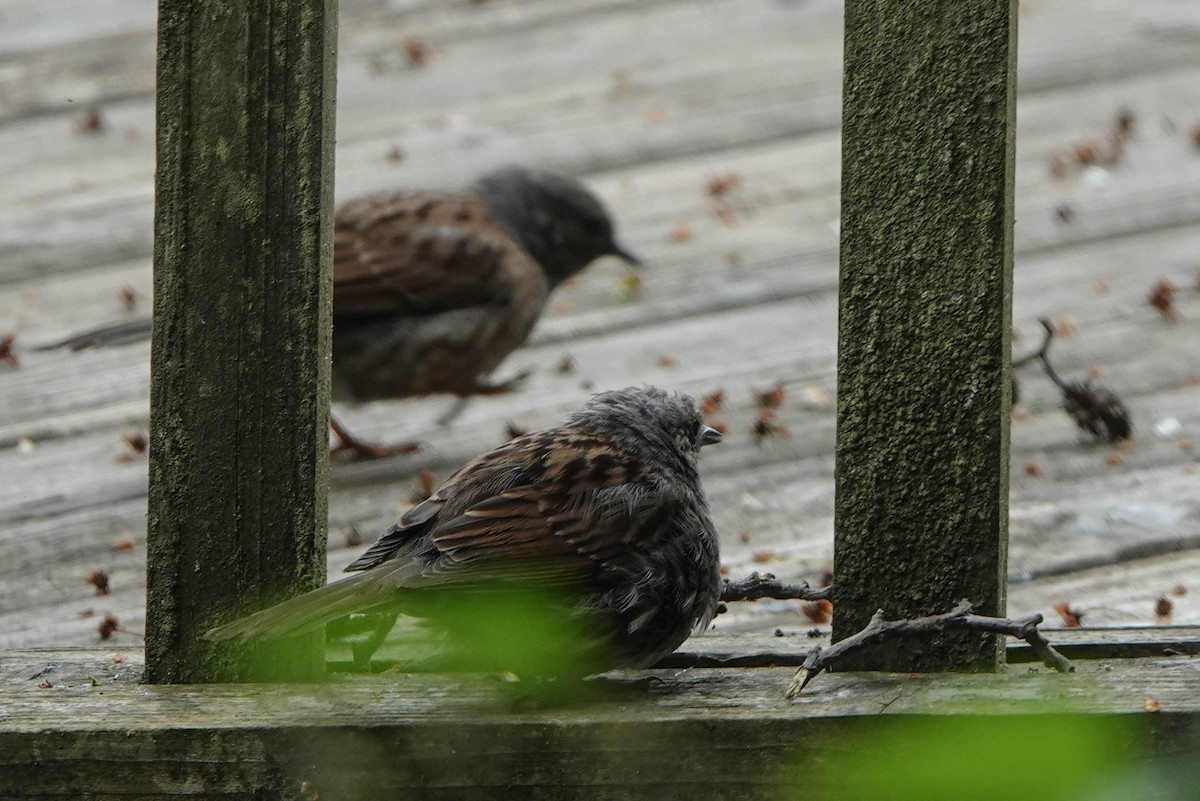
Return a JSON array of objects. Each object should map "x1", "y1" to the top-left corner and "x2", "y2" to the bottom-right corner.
[
  {"x1": 204, "y1": 572, "x2": 395, "y2": 642},
  {"x1": 33, "y1": 317, "x2": 154, "y2": 351}
]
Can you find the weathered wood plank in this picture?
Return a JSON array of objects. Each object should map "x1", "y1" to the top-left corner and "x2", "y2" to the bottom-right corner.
[
  {"x1": 834, "y1": 1, "x2": 1017, "y2": 670},
  {"x1": 145, "y1": 0, "x2": 338, "y2": 682},
  {"x1": 1, "y1": 0, "x2": 1199, "y2": 655},
  {"x1": 1, "y1": 650, "x2": 1198, "y2": 799}
]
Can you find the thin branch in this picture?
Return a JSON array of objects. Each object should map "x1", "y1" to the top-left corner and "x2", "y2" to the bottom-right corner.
[
  {"x1": 1011, "y1": 317, "x2": 1068, "y2": 389},
  {"x1": 785, "y1": 599, "x2": 1074, "y2": 699},
  {"x1": 720, "y1": 572, "x2": 831, "y2": 603}
]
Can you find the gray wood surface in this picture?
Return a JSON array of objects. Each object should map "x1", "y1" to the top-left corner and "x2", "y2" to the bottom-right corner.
[
  {"x1": 2, "y1": 0, "x2": 1200, "y2": 654},
  {"x1": 834, "y1": 0, "x2": 1016, "y2": 670},
  {"x1": 2, "y1": 646, "x2": 1198, "y2": 799}
]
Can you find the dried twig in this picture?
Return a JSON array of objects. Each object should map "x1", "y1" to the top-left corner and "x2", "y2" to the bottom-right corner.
[
  {"x1": 1014, "y1": 319, "x2": 1132, "y2": 441},
  {"x1": 721, "y1": 572, "x2": 831, "y2": 603},
  {"x1": 785, "y1": 599, "x2": 1074, "y2": 699}
]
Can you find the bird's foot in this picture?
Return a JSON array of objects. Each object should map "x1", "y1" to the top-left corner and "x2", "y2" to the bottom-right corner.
[
  {"x1": 471, "y1": 368, "x2": 533, "y2": 396},
  {"x1": 436, "y1": 370, "x2": 535, "y2": 427},
  {"x1": 329, "y1": 415, "x2": 420, "y2": 461}
]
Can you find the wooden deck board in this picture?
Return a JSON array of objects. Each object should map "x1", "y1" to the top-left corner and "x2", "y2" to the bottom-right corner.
[
  {"x1": 1, "y1": 645, "x2": 1198, "y2": 800},
  {"x1": 2, "y1": 0, "x2": 1200, "y2": 651}
]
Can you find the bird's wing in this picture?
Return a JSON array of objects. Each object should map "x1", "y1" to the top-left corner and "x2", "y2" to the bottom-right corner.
[
  {"x1": 332, "y1": 191, "x2": 539, "y2": 316},
  {"x1": 345, "y1": 429, "x2": 675, "y2": 588}
]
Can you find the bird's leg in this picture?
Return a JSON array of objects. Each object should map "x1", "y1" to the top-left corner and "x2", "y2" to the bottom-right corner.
[
  {"x1": 435, "y1": 369, "x2": 535, "y2": 427},
  {"x1": 467, "y1": 368, "x2": 533, "y2": 396},
  {"x1": 329, "y1": 414, "x2": 421, "y2": 461},
  {"x1": 435, "y1": 397, "x2": 472, "y2": 428}
]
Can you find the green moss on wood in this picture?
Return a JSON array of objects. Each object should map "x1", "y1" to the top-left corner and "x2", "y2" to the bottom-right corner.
[
  {"x1": 833, "y1": 0, "x2": 1018, "y2": 671},
  {"x1": 147, "y1": 0, "x2": 339, "y2": 683}
]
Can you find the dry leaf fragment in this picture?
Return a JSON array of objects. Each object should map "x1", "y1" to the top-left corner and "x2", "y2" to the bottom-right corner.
[
  {"x1": 1052, "y1": 601, "x2": 1083, "y2": 627},
  {"x1": 1148, "y1": 279, "x2": 1178, "y2": 321},
  {"x1": 801, "y1": 599, "x2": 834, "y2": 624},
  {"x1": 698, "y1": 388, "x2": 726, "y2": 416},
  {"x1": 751, "y1": 551, "x2": 774, "y2": 564},
  {"x1": 84, "y1": 570, "x2": 111, "y2": 596},
  {"x1": 0, "y1": 334, "x2": 17, "y2": 368},
  {"x1": 705, "y1": 171, "x2": 743, "y2": 198},
  {"x1": 122, "y1": 431, "x2": 148, "y2": 455},
  {"x1": 1154, "y1": 596, "x2": 1173, "y2": 622},
  {"x1": 1023, "y1": 461, "x2": 1042, "y2": 477},
  {"x1": 1114, "y1": 108, "x2": 1136, "y2": 138},
  {"x1": 669, "y1": 222, "x2": 693, "y2": 243},
  {"x1": 403, "y1": 37, "x2": 433, "y2": 67},
  {"x1": 118, "y1": 285, "x2": 138, "y2": 312},
  {"x1": 110, "y1": 539, "x2": 135, "y2": 552},
  {"x1": 409, "y1": 470, "x2": 437, "y2": 503},
  {"x1": 97, "y1": 613, "x2": 120, "y2": 640},
  {"x1": 1073, "y1": 137, "x2": 1101, "y2": 165},
  {"x1": 656, "y1": 353, "x2": 677, "y2": 368},
  {"x1": 1142, "y1": 697, "x2": 1162, "y2": 713},
  {"x1": 72, "y1": 107, "x2": 104, "y2": 135},
  {"x1": 752, "y1": 410, "x2": 788, "y2": 440},
  {"x1": 752, "y1": 383, "x2": 786, "y2": 410},
  {"x1": 711, "y1": 201, "x2": 738, "y2": 227},
  {"x1": 1106, "y1": 452, "x2": 1124, "y2": 467}
]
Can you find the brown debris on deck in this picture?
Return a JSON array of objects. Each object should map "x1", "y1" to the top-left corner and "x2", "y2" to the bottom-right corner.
[{"x1": 2, "y1": 0, "x2": 1200, "y2": 651}]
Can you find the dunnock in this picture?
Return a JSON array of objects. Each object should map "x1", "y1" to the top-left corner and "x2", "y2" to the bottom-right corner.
[
  {"x1": 37, "y1": 166, "x2": 640, "y2": 457},
  {"x1": 206, "y1": 386, "x2": 723, "y2": 677}
]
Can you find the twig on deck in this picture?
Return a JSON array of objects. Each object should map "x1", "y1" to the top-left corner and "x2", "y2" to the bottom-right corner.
[
  {"x1": 720, "y1": 572, "x2": 831, "y2": 603},
  {"x1": 785, "y1": 599, "x2": 1075, "y2": 699}
]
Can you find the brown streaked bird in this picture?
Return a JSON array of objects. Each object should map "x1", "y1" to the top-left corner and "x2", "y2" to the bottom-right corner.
[
  {"x1": 36, "y1": 165, "x2": 641, "y2": 458},
  {"x1": 206, "y1": 386, "x2": 724, "y2": 677}
]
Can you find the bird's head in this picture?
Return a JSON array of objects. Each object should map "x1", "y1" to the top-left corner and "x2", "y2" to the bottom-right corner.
[{"x1": 475, "y1": 166, "x2": 641, "y2": 287}]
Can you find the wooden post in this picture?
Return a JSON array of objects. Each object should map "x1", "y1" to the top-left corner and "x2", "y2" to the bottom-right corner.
[
  {"x1": 146, "y1": 1, "x2": 338, "y2": 683},
  {"x1": 833, "y1": 1, "x2": 1017, "y2": 671}
]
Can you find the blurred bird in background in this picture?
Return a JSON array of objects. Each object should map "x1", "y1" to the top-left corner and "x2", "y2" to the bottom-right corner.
[{"x1": 37, "y1": 165, "x2": 641, "y2": 458}]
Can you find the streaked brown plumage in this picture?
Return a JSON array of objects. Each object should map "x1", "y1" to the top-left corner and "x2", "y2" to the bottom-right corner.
[
  {"x1": 330, "y1": 167, "x2": 638, "y2": 403},
  {"x1": 206, "y1": 386, "x2": 723, "y2": 676},
  {"x1": 36, "y1": 165, "x2": 639, "y2": 456}
]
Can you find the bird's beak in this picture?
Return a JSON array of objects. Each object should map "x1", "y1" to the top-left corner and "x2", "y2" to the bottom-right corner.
[
  {"x1": 699, "y1": 426, "x2": 723, "y2": 447},
  {"x1": 610, "y1": 241, "x2": 642, "y2": 267}
]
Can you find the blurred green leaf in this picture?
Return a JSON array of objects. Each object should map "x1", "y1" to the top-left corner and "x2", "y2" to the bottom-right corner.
[{"x1": 786, "y1": 715, "x2": 1142, "y2": 801}]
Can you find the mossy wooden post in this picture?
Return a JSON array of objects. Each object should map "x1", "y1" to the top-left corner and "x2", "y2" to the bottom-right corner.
[
  {"x1": 146, "y1": 1, "x2": 338, "y2": 683},
  {"x1": 834, "y1": 1, "x2": 1017, "y2": 671}
]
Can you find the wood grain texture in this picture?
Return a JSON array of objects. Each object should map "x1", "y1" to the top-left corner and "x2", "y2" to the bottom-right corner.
[
  {"x1": 2, "y1": 648, "x2": 1199, "y2": 799},
  {"x1": 834, "y1": 0, "x2": 1018, "y2": 671},
  {"x1": 145, "y1": 0, "x2": 338, "y2": 683},
  {"x1": 0, "y1": 0, "x2": 1198, "y2": 656}
]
